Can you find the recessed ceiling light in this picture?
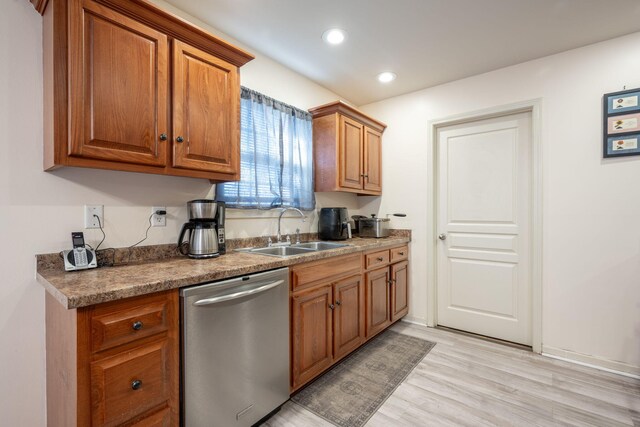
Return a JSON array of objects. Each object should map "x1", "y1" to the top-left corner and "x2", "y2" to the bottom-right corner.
[
  {"x1": 377, "y1": 72, "x2": 397, "y2": 83},
  {"x1": 322, "y1": 28, "x2": 347, "y2": 45}
]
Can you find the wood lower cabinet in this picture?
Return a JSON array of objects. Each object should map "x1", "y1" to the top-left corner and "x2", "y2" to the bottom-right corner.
[
  {"x1": 291, "y1": 284, "x2": 334, "y2": 388},
  {"x1": 290, "y1": 246, "x2": 409, "y2": 390},
  {"x1": 391, "y1": 260, "x2": 409, "y2": 321},
  {"x1": 40, "y1": 0, "x2": 252, "y2": 181},
  {"x1": 290, "y1": 255, "x2": 364, "y2": 390},
  {"x1": 364, "y1": 245, "x2": 410, "y2": 339},
  {"x1": 310, "y1": 101, "x2": 386, "y2": 196},
  {"x1": 365, "y1": 267, "x2": 392, "y2": 337},
  {"x1": 333, "y1": 275, "x2": 366, "y2": 360},
  {"x1": 46, "y1": 290, "x2": 179, "y2": 426}
]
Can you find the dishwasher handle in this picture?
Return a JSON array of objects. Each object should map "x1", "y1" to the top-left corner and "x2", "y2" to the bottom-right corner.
[{"x1": 193, "y1": 279, "x2": 284, "y2": 306}]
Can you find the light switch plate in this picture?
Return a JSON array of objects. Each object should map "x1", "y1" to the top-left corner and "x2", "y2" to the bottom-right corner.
[{"x1": 84, "y1": 205, "x2": 104, "y2": 229}]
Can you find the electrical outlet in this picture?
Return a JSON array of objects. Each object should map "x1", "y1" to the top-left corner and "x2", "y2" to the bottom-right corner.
[
  {"x1": 84, "y1": 205, "x2": 104, "y2": 229},
  {"x1": 152, "y1": 206, "x2": 166, "y2": 227}
]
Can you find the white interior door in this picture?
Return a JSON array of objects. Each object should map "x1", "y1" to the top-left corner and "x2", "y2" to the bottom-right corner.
[{"x1": 436, "y1": 112, "x2": 532, "y2": 345}]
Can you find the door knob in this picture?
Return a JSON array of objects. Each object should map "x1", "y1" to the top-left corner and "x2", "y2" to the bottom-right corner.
[
  {"x1": 176, "y1": 136, "x2": 184, "y2": 143},
  {"x1": 438, "y1": 233, "x2": 447, "y2": 240}
]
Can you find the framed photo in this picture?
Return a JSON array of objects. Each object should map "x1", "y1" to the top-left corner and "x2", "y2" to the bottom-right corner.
[
  {"x1": 607, "y1": 113, "x2": 640, "y2": 134},
  {"x1": 603, "y1": 88, "x2": 640, "y2": 158},
  {"x1": 605, "y1": 89, "x2": 640, "y2": 115},
  {"x1": 605, "y1": 134, "x2": 640, "y2": 157}
]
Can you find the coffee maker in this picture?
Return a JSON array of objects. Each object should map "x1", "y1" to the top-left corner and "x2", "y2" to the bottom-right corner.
[{"x1": 178, "y1": 199, "x2": 225, "y2": 258}]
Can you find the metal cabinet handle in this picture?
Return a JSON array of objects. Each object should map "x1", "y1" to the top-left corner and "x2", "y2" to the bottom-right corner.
[
  {"x1": 132, "y1": 321, "x2": 143, "y2": 331},
  {"x1": 376, "y1": 257, "x2": 384, "y2": 261},
  {"x1": 438, "y1": 233, "x2": 447, "y2": 241},
  {"x1": 193, "y1": 280, "x2": 284, "y2": 306},
  {"x1": 159, "y1": 133, "x2": 167, "y2": 141},
  {"x1": 131, "y1": 379, "x2": 142, "y2": 390},
  {"x1": 399, "y1": 251, "x2": 405, "y2": 255},
  {"x1": 328, "y1": 304, "x2": 335, "y2": 310},
  {"x1": 335, "y1": 300, "x2": 341, "y2": 306},
  {"x1": 176, "y1": 136, "x2": 184, "y2": 143}
]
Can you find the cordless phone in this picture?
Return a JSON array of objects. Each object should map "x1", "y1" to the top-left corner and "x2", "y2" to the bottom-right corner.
[{"x1": 63, "y1": 232, "x2": 97, "y2": 271}]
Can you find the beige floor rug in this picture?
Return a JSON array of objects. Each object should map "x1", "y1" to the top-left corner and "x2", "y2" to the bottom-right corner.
[{"x1": 291, "y1": 329, "x2": 436, "y2": 427}]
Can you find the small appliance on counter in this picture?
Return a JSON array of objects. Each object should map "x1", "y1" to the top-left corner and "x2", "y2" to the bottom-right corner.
[
  {"x1": 358, "y1": 213, "x2": 407, "y2": 238},
  {"x1": 63, "y1": 232, "x2": 97, "y2": 271},
  {"x1": 178, "y1": 199, "x2": 225, "y2": 258},
  {"x1": 351, "y1": 215, "x2": 368, "y2": 235},
  {"x1": 318, "y1": 207, "x2": 349, "y2": 240}
]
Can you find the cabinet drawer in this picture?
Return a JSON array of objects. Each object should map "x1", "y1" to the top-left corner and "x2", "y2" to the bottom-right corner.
[
  {"x1": 291, "y1": 253, "x2": 361, "y2": 292},
  {"x1": 90, "y1": 294, "x2": 170, "y2": 353},
  {"x1": 390, "y1": 246, "x2": 409, "y2": 263},
  {"x1": 91, "y1": 340, "x2": 171, "y2": 427},
  {"x1": 129, "y1": 406, "x2": 171, "y2": 427},
  {"x1": 365, "y1": 250, "x2": 390, "y2": 270}
]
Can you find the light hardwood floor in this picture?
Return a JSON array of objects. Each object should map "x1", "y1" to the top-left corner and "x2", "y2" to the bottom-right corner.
[{"x1": 264, "y1": 322, "x2": 640, "y2": 426}]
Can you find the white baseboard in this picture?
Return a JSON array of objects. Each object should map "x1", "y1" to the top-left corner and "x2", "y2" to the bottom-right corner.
[
  {"x1": 400, "y1": 316, "x2": 427, "y2": 326},
  {"x1": 542, "y1": 345, "x2": 640, "y2": 379}
]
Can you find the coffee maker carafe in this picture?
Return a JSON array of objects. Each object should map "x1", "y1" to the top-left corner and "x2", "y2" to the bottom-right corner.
[{"x1": 178, "y1": 199, "x2": 220, "y2": 258}]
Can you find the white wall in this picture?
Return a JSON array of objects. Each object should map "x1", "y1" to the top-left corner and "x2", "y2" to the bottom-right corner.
[
  {"x1": 359, "y1": 32, "x2": 640, "y2": 372},
  {"x1": 0, "y1": 1, "x2": 354, "y2": 424}
]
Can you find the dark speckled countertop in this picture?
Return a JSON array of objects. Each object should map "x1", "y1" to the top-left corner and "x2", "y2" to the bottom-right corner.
[{"x1": 37, "y1": 232, "x2": 410, "y2": 309}]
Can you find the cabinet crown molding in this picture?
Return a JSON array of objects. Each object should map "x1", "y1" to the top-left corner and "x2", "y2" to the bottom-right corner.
[
  {"x1": 29, "y1": 0, "x2": 254, "y2": 67},
  {"x1": 309, "y1": 100, "x2": 387, "y2": 133}
]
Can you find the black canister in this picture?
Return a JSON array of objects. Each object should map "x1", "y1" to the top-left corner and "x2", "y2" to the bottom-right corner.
[{"x1": 318, "y1": 207, "x2": 349, "y2": 240}]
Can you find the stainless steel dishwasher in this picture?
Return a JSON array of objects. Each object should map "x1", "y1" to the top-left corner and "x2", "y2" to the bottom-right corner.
[{"x1": 181, "y1": 267, "x2": 289, "y2": 427}]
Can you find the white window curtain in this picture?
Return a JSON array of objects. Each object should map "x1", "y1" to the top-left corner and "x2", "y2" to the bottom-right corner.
[{"x1": 216, "y1": 87, "x2": 315, "y2": 210}]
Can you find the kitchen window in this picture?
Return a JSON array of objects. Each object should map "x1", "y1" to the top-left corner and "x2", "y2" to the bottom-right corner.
[{"x1": 216, "y1": 87, "x2": 315, "y2": 210}]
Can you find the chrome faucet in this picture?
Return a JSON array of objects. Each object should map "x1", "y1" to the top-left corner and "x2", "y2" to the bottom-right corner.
[{"x1": 276, "y1": 207, "x2": 306, "y2": 244}]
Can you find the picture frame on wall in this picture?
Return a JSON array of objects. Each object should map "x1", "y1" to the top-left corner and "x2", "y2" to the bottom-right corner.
[{"x1": 603, "y1": 88, "x2": 640, "y2": 158}]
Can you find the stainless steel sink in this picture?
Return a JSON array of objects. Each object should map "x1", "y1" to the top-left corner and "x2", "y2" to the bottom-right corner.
[
  {"x1": 292, "y1": 242, "x2": 348, "y2": 251},
  {"x1": 248, "y1": 246, "x2": 316, "y2": 257},
  {"x1": 237, "y1": 241, "x2": 350, "y2": 258}
]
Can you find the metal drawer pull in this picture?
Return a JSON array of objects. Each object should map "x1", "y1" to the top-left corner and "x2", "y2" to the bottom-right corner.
[
  {"x1": 399, "y1": 251, "x2": 405, "y2": 255},
  {"x1": 193, "y1": 280, "x2": 284, "y2": 306},
  {"x1": 376, "y1": 257, "x2": 384, "y2": 261},
  {"x1": 132, "y1": 321, "x2": 143, "y2": 331},
  {"x1": 131, "y1": 379, "x2": 142, "y2": 390}
]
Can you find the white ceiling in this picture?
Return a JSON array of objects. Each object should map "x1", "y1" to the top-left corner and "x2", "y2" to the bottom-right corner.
[{"x1": 166, "y1": 0, "x2": 640, "y2": 105}]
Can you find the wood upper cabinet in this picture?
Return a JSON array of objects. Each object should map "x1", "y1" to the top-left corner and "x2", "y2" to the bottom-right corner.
[
  {"x1": 363, "y1": 127, "x2": 383, "y2": 193},
  {"x1": 69, "y1": 1, "x2": 169, "y2": 167},
  {"x1": 172, "y1": 40, "x2": 239, "y2": 174},
  {"x1": 339, "y1": 116, "x2": 364, "y2": 190},
  {"x1": 310, "y1": 101, "x2": 386, "y2": 196},
  {"x1": 41, "y1": 0, "x2": 253, "y2": 181},
  {"x1": 45, "y1": 290, "x2": 179, "y2": 426},
  {"x1": 291, "y1": 284, "x2": 333, "y2": 390}
]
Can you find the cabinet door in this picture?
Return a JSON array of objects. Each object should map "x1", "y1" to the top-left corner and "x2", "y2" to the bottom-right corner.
[
  {"x1": 69, "y1": 1, "x2": 168, "y2": 166},
  {"x1": 363, "y1": 127, "x2": 382, "y2": 193},
  {"x1": 291, "y1": 285, "x2": 333, "y2": 389},
  {"x1": 339, "y1": 115, "x2": 364, "y2": 190},
  {"x1": 172, "y1": 40, "x2": 239, "y2": 175},
  {"x1": 391, "y1": 261, "x2": 409, "y2": 321},
  {"x1": 365, "y1": 267, "x2": 391, "y2": 338},
  {"x1": 333, "y1": 275, "x2": 365, "y2": 360}
]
